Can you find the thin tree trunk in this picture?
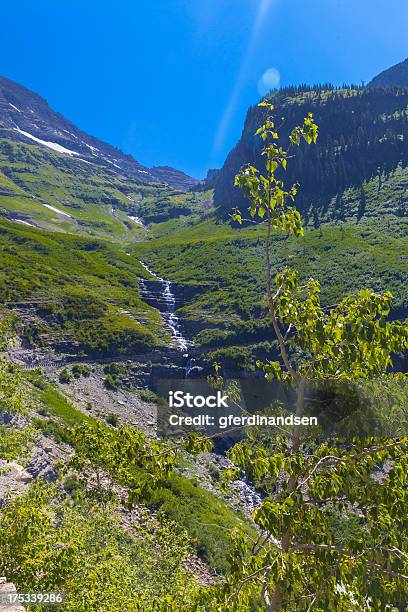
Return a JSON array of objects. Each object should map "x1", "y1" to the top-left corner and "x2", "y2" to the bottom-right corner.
[{"x1": 268, "y1": 377, "x2": 306, "y2": 610}]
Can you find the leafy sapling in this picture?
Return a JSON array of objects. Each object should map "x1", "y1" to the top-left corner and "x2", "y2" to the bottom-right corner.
[{"x1": 212, "y1": 102, "x2": 408, "y2": 611}]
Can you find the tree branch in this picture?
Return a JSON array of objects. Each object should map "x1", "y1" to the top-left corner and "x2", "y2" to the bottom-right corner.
[
  {"x1": 265, "y1": 218, "x2": 300, "y2": 383},
  {"x1": 290, "y1": 543, "x2": 408, "y2": 581}
]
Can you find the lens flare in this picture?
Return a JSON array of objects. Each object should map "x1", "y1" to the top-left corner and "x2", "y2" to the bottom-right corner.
[
  {"x1": 258, "y1": 67, "x2": 281, "y2": 96},
  {"x1": 210, "y1": 0, "x2": 277, "y2": 162}
]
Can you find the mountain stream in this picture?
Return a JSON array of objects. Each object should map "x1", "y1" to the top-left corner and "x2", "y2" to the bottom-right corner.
[{"x1": 138, "y1": 261, "x2": 262, "y2": 511}]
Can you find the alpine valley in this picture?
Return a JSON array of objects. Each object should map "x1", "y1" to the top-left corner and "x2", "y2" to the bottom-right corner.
[{"x1": 0, "y1": 56, "x2": 407, "y2": 604}]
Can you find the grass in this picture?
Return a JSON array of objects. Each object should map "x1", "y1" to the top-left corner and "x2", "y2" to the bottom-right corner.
[
  {"x1": 149, "y1": 472, "x2": 255, "y2": 574},
  {"x1": 0, "y1": 136, "x2": 215, "y2": 354},
  {"x1": 2, "y1": 164, "x2": 403, "y2": 366},
  {"x1": 0, "y1": 161, "x2": 406, "y2": 367},
  {"x1": 0, "y1": 135, "x2": 208, "y2": 239},
  {"x1": 132, "y1": 216, "x2": 407, "y2": 313},
  {"x1": 27, "y1": 370, "x2": 94, "y2": 426},
  {"x1": 2, "y1": 99, "x2": 407, "y2": 577},
  {"x1": 125, "y1": 167, "x2": 408, "y2": 368},
  {"x1": 0, "y1": 219, "x2": 170, "y2": 353}
]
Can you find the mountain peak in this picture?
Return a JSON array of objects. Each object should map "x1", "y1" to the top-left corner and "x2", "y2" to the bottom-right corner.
[
  {"x1": 368, "y1": 57, "x2": 408, "y2": 88},
  {"x1": 0, "y1": 75, "x2": 197, "y2": 190},
  {"x1": 150, "y1": 166, "x2": 199, "y2": 190}
]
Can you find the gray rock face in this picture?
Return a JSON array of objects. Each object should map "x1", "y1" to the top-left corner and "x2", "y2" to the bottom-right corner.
[
  {"x1": 0, "y1": 577, "x2": 25, "y2": 612},
  {"x1": 0, "y1": 461, "x2": 32, "y2": 505},
  {"x1": 0, "y1": 75, "x2": 197, "y2": 189},
  {"x1": 150, "y1": 166, "x2": 199, "y2": 190},
  {"x1": 26, "y1": 448, "x2": 58, "y2": 482},
  {"x1": 0, "y1": 421, "x2": 67, "y2": 506}
]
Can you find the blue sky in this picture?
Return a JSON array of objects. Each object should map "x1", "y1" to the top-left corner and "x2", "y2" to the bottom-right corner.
[{"x1": 1, "y1": 0, "x2": 407, "y2": 178}]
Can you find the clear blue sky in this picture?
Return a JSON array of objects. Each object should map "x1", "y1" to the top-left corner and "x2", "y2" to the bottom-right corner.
[{"x1": 1, "y1": 0, "x2": 407, "y2": 178}]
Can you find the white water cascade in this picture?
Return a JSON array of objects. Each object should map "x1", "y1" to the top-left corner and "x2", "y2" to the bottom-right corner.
[
  {"x1": 139, "y1": 261, "x2": 193, "y2": 354},
  {"x1": 138, "y1": 262, "x2": 260, "y2": 511}
]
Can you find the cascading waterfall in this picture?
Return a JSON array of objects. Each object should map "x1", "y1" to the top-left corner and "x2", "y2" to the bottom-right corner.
[
  {"x1": 138, "y1": 261, "x2": 193, "y2": 355},
  {"x1": 138, "y1": 260, "x2": 260, "y2": 511}
]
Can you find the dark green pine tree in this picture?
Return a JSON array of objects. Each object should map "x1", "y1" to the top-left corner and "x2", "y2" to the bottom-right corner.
[{"x1": 358, "y1": 186, "x2": 367, "y2": 220}]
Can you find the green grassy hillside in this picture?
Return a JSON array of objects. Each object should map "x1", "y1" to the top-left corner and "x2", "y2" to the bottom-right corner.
[
  {"x1": 0, "y1": 219, "x2": 169, "y2": 352},
  {"x1": 132, "y1": 166, "x2": 408, "y2": 368},
  {"x1": 0, "y1": 165, "x2": 406, "y2": 364},
  {"x1": 0, "y1": 134, "x2": 205, "y2": 239}
]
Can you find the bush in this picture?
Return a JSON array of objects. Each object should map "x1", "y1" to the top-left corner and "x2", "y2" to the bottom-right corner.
[
  {"x1": 72, "y1": 364, "x2": 91, "y2": 379},
  {"x1": 72, "y1": 365, "x2": 81, "y2": 379},
  {"x1": 63, "y1": 474, "x2": 82, "y2": 498},
  {"x1": 32, "y1": 377, "x2": 46, "y2": 390},
  {"x1": 208, "y1": 463, "x2": 221, "y2": 482},
  {"x1": 148, "y1": 474, "x2": 254, "y2": 574},
  {"x1": 104, "y1": 375, "x2": 119, "y2": 391},
  {"x1": 103, "y1": 363, "x2": 124, "y2": 376},
  {"x1": 59, "y1": 368, "x2": 71, "y2": 384},
  {"x1": 106, "y1": 413, "x2": 119, "y2": 427},
  {"x1": 138, "y1": 389, "x2": 160, "y2": 404},
  {"x1": 0, "y1": 481, "x2": 200, "y2": 610},
  {"x1": 39, "y1": 290, "x2": 107, "y2": 322}
]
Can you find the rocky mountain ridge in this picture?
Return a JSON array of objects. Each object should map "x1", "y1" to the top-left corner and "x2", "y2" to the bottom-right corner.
[
  {"x1": 0, "y1": 75, "x2": 198, "y2": 190},
  {"x1": 210, "y1": 85, "x2": 408, "y2": 214}
]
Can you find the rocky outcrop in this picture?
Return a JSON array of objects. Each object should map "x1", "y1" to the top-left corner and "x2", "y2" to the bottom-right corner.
[
  {"x1": 0, "y1": 413, "x2": 67, "y2": 507},
  {"x1": 0, "y1": 461, "x2": 32, "y2": 506},
  {"x1": 149, "y1": 166, "x2": 199, "y2": 190},
  {"x1": 0, "y1": 578, "x2": 25, "y2": 612},
  {"x1": 26, "y1": 439, "x2": 61, "y2": 482}
]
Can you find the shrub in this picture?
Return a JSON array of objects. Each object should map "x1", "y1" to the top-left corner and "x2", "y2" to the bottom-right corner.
[
  {"x1": 104, "y1": 375, "x2": 119, "y2": 391},
  {"x1": 59, "y1": 368, "x2": 71, "y2": 384},
  {"x1": 106, "y1": 413, "x2": 119, "y2": 427},
  {"x1": 208, "y1": 463, "x2": 221, "y2": 482},
  {"x1": 72, "y1": 364, "x2": 91, "y2": 378},
  {"x1": 63, "y1": 474, "x2": 82, "y2": 498},
  {"x1": 138, "y1": 389, "x2": 160, "y2": 404},
  {"x1": 103, "y1": 363, "x2": 124, "y2": 376}
]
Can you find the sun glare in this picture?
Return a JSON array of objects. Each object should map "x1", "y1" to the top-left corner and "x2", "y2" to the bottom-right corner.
[{"x1": 210, "y1": 0, "x2": 277, "y2": 163}]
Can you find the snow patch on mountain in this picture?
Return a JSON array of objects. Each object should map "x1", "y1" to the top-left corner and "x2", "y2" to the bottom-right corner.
[
  {"x1": 40, "y1": 203, "x2": 72, "y2": 217},
  {"x1": 14, "y1": 128, "x2": 80, "y2": 156},
  {"x1": 14, "y1": 219, "x2": 34, "y2": 227},
  {"x1": 127, "y1": 215, "x2": 144, "y2": 226},
  {"x1": 1, "y1": 75, "x2": 198, "y2": 189}
]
